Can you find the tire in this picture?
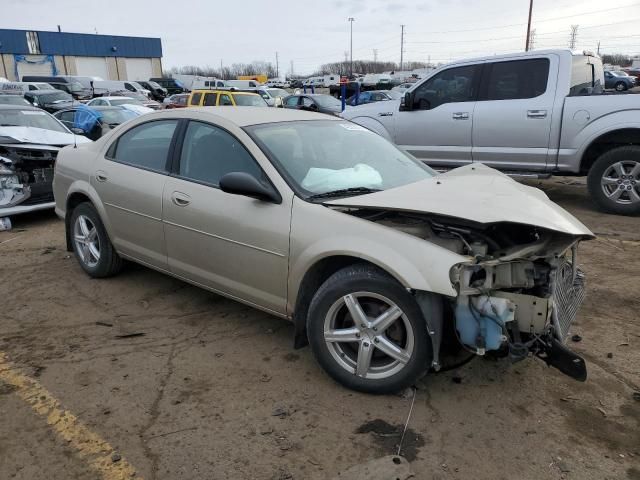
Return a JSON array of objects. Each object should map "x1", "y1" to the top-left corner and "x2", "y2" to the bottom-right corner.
[
  {"x1": 70, "y1": 202, "x2": 123, "y2": 277},
  {"x1": 614, "y1": 81, "x2": 627, "y2": 92},
  {"x1": 587, "y1": 145, "x2": 640, "y2": 215},
  {"x1": 306, "y1": 264, "x2": 432, "y2": 394}
]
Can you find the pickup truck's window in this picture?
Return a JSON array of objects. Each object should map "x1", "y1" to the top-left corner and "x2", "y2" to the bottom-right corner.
[
  {"x1": 570, "y1": 56, "x2": 604, "y2": 96},
  {"x1": 412, "y1": 65, "x2": 479, "y2": 109},
  {"x1": 109, "y1": 120, "x2": 178, "y2": 172},
  {"x1": 203, "y1": 93, "x2": 217, "y2": 106},
  {"x1": 179, "y1": 121, "x2": 263, "y2": 186},
  {"x1": 483, "y1": 58, "x2": 549, "y2": 100},
  {"x1": 189, "y1": 92, "x2": 202, "y2": 106}
]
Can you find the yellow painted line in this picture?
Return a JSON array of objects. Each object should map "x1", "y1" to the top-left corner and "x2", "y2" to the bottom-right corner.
[{"x1": 0, "y1": 352, "x2": 141, "y2": 480}]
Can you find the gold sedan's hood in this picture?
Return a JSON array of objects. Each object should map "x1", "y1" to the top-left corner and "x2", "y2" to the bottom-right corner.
[{"x1": 326, "y1": 163, "x2": 594, "y2": 237}]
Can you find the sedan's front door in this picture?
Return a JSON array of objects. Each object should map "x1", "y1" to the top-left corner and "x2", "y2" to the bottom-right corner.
[
  {"x1": 393, "y1": 64, "x2": 481, "y2": 167},
  {"x1": 92, "y1": 119, "x2": 179, "y2": 269},
  {"x1": 162, "y1": 120, "x2": 291, "y2": 314}
]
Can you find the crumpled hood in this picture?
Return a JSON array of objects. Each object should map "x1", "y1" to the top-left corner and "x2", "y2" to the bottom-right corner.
[
  {"x1": 326, "y1": 163, "x2": 594, "y2": 237},
  {"x1": 0, "y1": 126, "x2": 91, "y2": 147}
]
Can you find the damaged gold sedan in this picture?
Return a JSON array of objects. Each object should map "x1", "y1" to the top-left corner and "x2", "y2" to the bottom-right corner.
[{"x1": 53, "y1": 108, "x2": 593, "y2": 393}]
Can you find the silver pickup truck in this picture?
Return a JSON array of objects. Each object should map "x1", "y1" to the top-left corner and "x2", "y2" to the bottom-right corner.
[{"x1": 342, "y1": 49, "x2": 640, "y2": 215}]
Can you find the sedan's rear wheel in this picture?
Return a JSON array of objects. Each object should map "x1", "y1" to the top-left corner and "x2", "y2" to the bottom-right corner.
[
  {"x1": 615, "y1": 81, "x2": 627, "y2": 92},
  {"x1": 307, "y1": 264, "x2": 431, "y2": 393},
  {"x1": 70, "y1": 203, "x2": 123, "y2": 277}
]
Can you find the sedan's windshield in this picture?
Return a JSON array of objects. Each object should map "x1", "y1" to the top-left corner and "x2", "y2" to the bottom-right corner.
[
  {"x1": 267, "y1": 88, "x2": 288, "y2": 98},
  {"x1": 248, "y1": 120, "x2": 434, "y2": 198},
  {"x1": 233, "y1": 95, "x2": 267, "y2": 107},
  {"x1": 0, "y1": 95, "x2": 30, "y2": 106},
  {"x1": 0, "y1": 109, "x2": 69, "y2": 133},
  {"x1": 68, "y1": 82, "x2": 84, "y2": 92}
]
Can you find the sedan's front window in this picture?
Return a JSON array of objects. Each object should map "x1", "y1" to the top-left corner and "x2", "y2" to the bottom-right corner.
[{"x1": 248, "y1": 120, "x2": 434, "y2": 198}]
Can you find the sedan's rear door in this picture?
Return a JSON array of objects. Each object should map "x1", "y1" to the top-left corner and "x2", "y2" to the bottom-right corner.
[{"x1": 162, "y1": 120, "x2": 292, "y2": 315}]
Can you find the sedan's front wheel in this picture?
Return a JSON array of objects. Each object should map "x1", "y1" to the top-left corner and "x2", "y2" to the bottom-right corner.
[
  {"x1": 307, "y1": 264, "x2": 432, "y2": 393},
  {"x1": 70, "y1": 202, "x2": 123, "y2": 277}
]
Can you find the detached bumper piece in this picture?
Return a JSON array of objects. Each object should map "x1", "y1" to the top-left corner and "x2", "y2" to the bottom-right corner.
[{"x1": 536, "y1": 336, "x2": 587, "y2": 382}]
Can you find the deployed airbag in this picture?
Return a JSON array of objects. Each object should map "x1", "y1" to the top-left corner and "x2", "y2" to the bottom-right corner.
[{"x1": 302, "y1": 163, "x2": 382, "y2": 193}]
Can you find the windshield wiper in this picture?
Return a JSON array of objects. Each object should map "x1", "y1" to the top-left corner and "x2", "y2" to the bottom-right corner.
[{"x1": 307, "y1": 186, "x2": 381, "y2": 200}]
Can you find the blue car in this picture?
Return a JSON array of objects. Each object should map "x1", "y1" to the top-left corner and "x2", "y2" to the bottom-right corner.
[{"x1": 604, "y1": 71, "x2": 636, "y2": 92}]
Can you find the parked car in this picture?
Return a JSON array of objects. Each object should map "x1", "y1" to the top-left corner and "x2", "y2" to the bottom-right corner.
[
  {"x1": 0, "y1": 105, "x2": 90, "y2": 220},
  {"x1": 0, "y1": 81, "x2": 55, "y2": 95},
  {"x1": 187, "y1": 90, "x2": 268, "y2": 107},
  {"x1": 342, "y1": 49, "x2": 640, "y2": 215},
  {"x1": 21, "y1": 76, "x2": 92, "y2": 100},
  {"x1": 87, "y1": 96, "x2": 156, "y2": 113},
  {"x1": 604, "y1": 70, "x2": 636, "y2": 91},
  {"x1": 92, "y1": 81, "x2": 151, "y2": 98},
  {"x1": 289, "y1": 79, "x2": 303, "y2": 89},
  {"x1": 391, "y1": 83, "x2": 415, "y2": 94},
  {"x1": 0, "y1": 93, "x2": 31, "y2": 106},
  {"x1": 150, "y1": 77, "x2": 187, "y2": 95},
  {"x1": 247, "y1": 88, "x2": 289, "y2": 107},
  {"x1": 53, "y1": 105, "x2": 140, "y2": 140},
  {"x1": 135, "y1": 81, "x2": 168, "y2": 101},
  {"x1": 53, "y1": 107, "x2": 592, "y2": 393},
  {"x1": 282, "y1": 94, "x2": 342, "y2": 115},
  {"x1": 105, "y1": 91, "x2": 161, "y2": 110},
  {"x1": 23, "y1": 89, "x2": 78, "y2": 113},
  {"x1": 163, "y1": 93, "x2": 190, "y2": 109},
  {"x1": 346, "y1": 90, "x2": 395, "y2": 106}
]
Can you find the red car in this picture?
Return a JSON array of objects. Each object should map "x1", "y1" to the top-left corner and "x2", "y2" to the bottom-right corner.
[{"x1": 163, "y1": 93, "x2": 189, "y2": 109}]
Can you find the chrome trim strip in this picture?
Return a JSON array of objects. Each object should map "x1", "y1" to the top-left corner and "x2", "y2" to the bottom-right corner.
[
  {"x1": 163, "y1": 220, "x2": 285, "y2": 258},
  {"x1": 104, "y1": 202, "x2": 161, "y2": 222}
]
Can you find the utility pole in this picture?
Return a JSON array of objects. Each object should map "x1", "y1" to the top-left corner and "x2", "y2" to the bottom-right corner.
[
  {"x1": 525, "y1": 0, "x2": 533, "y2": 51},
  {"x1": 400, "y1": 25, "x2": 405, "y2": 70},
  {"x1": 373, "y1": 49, "x2": 378, "y2": 63},
  {"x1": 597, "y1": 41, "x2": 601, "y2": 55},
  {"x1": 569, "y1": 25, "x2": 579, "y2": 50},
  {"x1": 290, "y1": 60, "x2": 294, "y2": 78},
  {"x1": 275, "y1": 51, "x2": 279, "y2": 78},
  {"x1": 528, "y1": 29, "x2": 536, "y2": 50},
  {"x1": 348, "y1": 17, "x2": 355, "y2": 76}
]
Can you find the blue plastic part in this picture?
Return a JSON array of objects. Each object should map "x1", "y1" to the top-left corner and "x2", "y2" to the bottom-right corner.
[
  {"x1": 455, "y1": 297, "x2": 510, "y2": 351},
  {"x1": 73, "y1": 105, "x2": 101, "y2": 133}
]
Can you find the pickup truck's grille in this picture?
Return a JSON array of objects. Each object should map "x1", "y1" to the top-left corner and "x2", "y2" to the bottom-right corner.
[{"x1": 552, "y1": 261, "x2": 586, "y2": 340}]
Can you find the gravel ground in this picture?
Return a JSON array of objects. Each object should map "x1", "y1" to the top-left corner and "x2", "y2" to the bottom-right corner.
[{"x1": 0, "y1": 177, "x2": 639, "y2": 480}]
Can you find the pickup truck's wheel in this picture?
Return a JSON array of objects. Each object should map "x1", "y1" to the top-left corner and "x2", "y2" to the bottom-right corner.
[
  {"x1": 614, "y1": 81, "x2": 628, "y2": 92},
  {"x1": 587, "y1": 146, "x2": 640, "y2": 215},
  {"x1": 70, "y1": 202, "x2": 123, "y2": 277},
  {"x1": 307, "y1": 264, "x2": 431, "y2": 393}
]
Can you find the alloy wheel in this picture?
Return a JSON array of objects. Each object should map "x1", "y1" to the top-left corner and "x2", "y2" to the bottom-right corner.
[
  {"x1": 73, "y1": 214, "x2": 101, "y2": 268},
  {"x1": 323, "y1": 292, "x2": 414, "y2": 379},
  {"x1": 600, "y1": 160, "x2": 640, "y2": 205}
]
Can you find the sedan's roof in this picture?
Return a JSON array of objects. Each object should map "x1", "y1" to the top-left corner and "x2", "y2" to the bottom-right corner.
[{"x1": 184, "y1": 106, "x2": 341, "y2": 126}]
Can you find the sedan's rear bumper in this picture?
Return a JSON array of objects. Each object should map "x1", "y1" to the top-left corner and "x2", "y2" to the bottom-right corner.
[{"x1": 1, "y1": 201, "x2": 55, "y2": 217}]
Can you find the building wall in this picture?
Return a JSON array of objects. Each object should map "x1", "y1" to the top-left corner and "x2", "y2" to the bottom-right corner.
[{"x1": 151, "y1": 58, "x2": 162, "y2": 78}]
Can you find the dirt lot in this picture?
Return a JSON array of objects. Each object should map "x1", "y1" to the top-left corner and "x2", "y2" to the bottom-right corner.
[{"x1": 1, "y1": 177, "x2": 639, "y2": 480}]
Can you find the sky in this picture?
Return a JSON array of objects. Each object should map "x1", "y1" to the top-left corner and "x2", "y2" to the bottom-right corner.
[{"x1": 2, "y1": 0, "x2": 639, "y2": 74}]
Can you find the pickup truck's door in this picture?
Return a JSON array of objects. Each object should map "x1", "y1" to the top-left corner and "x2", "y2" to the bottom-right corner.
[
  {"x1": 472, "y1": 56, "x2": 558, "y2": 171},
  {"x1": 393, "y1": 64, "x2": 481, "y2": 167}
]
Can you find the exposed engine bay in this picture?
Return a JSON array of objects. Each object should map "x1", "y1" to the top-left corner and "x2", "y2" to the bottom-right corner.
[
  {"x1": 0, "y1": 146, "x2": 57, "y2": 210},
  {"x1": 342, "y1": 207, "x2": 589, "y2": 381}
]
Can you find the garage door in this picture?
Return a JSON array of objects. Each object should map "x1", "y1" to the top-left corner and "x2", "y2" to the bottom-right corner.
[
  {"x1": 125, "y1": 58, "x2": 152, "y2": 81},
  {"x1": 75, "y1": 57, "x2": 109, "y2": 80},
  {"x1": 16, "y1": 55, "x2": 54, "y2": 80}
]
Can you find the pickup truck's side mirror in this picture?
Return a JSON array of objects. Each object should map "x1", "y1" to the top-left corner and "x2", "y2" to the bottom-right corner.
[
  {"x1": 400, "y1": 91, "x2": 413, "y2": 111},
  {"x1": 219, "y1": 172, "x2": 281, "y2": 204}
]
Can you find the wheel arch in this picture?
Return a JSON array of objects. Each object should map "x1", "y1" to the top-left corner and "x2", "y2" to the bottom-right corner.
[
  {"x1": 64, "y1": 183, "x2": 111, "y2": 252},
  {"x1": 580, "y1": 127, "x2": 640, "y2": 174}
]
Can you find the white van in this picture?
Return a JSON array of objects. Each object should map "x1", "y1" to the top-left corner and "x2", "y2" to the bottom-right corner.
[
  {"x1": 92, "y1": 80, "x2": 150, "y2": 97},
  {"x1": 225, "y1": 79, "x2": 261, "y2": 89},
  {"x1": 0, "y1": 81, "x2": 54, "y2": 94},
  {"x1": 191, "y1": 78, "x2": 226, "y2": 90}
]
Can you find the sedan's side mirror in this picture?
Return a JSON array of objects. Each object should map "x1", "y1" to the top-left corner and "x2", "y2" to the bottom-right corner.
[{"x1": 219, "y1": 172, "x2": 281, "y2": 204}]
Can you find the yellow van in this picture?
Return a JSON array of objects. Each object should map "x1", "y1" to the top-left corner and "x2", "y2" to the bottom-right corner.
[{"x1": 187, "y1": 90, "x2": 267, "y2": 107}]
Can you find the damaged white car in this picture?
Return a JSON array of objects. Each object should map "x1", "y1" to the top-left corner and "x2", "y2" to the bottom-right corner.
[
  {"x1": 53, "y1": 108, "x2": 592, "y2": 393},
  {"x1": 1, "y1": 105, "x2": 90, "y2": 227}
]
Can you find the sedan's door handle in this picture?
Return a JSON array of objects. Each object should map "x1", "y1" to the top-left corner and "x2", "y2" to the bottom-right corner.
[
  {"x1": 171, "y1": 192, "x2": 191, "y2": 207},
  {"x1": 452, "y1": 112, "x2": 469, "y2": 120},
  {"x1": 95, "y1": 171, "x2": 108, "y2": 182},
  {"x1": 527, "y1": 109, "x2": 547, "y2": 118},
  {"x1": 378, "y1": 112, "x2": 394, "y2": 117}
]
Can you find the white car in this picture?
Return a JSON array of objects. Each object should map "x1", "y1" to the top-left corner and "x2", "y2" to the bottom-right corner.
[{"x1": 87, "y1": 96, "x2": 155, "y2": 113}]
